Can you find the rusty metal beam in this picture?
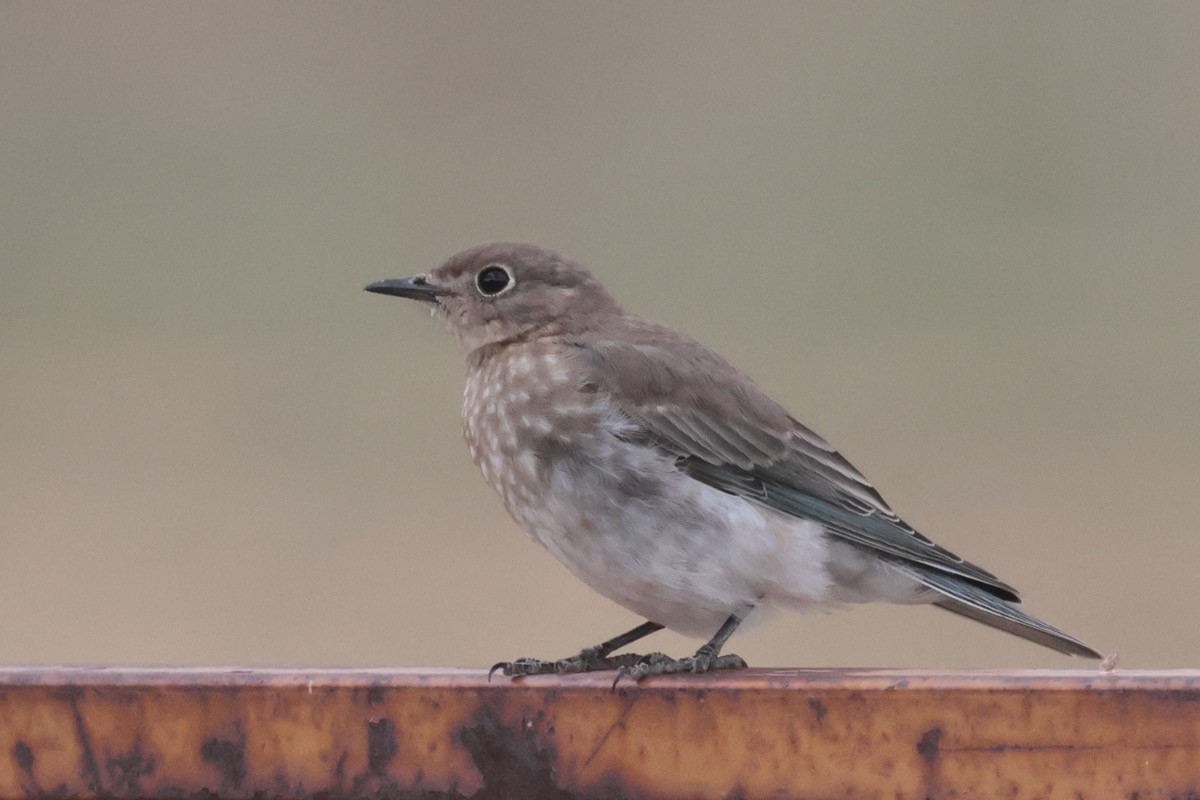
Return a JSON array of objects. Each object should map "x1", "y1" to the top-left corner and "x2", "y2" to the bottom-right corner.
[{"x1": 0, "y1": 667, "x2": 1196, "y2": 799}]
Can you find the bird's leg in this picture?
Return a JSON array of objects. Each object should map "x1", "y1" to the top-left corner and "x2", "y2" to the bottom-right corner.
[
  {"x1": 490, "y1": 620, "x2": 665, "y2": 679},
  {"x1": 613, "y1": 613, "x2": 748, "y2": 687}
]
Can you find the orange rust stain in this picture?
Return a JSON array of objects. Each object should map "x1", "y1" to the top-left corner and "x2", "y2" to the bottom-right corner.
[{"x1": 0, "y1": 668, "x2": 1195, "y2": 799}]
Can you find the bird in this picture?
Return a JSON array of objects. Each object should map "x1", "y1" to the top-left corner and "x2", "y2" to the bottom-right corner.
[{"x1": 365, "y1": 242, "x2": 1101, "y2": 683}]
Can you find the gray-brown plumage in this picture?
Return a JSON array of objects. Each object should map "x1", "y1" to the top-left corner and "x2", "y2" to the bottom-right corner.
[{"x1": 365, "y1": 242, "x2": 1100, "y2": 682}]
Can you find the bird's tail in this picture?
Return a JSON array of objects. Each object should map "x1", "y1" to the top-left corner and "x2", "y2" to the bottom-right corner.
[{"x1": 912, "y1": 569, "x2": 1102, "y2": 659}]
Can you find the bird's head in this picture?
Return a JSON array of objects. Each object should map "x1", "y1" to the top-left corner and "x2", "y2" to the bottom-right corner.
[{"x1": 366, "y1": 242, "x2": 622, "y2": 352}]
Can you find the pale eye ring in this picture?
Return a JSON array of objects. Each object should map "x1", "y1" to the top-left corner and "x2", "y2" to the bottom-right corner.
[{"x1": 476, "y1": 264, "x2": 514, "y2": 296}]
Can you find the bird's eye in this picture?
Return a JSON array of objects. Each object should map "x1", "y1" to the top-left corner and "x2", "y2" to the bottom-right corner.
[{"x1": 476, "y1": 265, "x2": 513, "y2": 296}]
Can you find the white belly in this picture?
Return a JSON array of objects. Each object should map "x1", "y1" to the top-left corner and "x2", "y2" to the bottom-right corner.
[{"x1": 508, "y1": 430, "x2": 836, "y2": 638}]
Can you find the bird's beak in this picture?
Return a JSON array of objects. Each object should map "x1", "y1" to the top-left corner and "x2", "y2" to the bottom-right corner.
[{"x1": 363, "y1": 276, "x2": 448, "y2": 303}]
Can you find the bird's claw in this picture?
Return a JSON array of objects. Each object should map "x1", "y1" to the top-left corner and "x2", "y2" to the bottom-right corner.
[
  {"x1": 489, "y1": 657, "x2": 560, "y2": 680},
  {"x1": 489, "y1": 651, "x2": 652, "y2": 681},
  {"x1": 612, "y1": 651, "x2": 747, "y2": 689}
]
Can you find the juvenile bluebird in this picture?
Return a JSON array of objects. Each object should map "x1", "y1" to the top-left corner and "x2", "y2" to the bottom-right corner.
[{"x1": 366, "y1": 242, "x2": 1100, "y2": 682}]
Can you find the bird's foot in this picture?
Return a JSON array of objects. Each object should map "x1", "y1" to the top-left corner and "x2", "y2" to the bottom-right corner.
[
  {"x1": 489, "y1": 647, "x2": 650, "y2": 680},
  {"x1": 612, "y1": 650, "x2": 748, "y2": 688}
]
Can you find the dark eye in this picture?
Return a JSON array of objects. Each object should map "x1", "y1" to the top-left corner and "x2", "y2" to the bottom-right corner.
[{"x1": 476, "y1": 265, "x2": 512, "y2": 296}]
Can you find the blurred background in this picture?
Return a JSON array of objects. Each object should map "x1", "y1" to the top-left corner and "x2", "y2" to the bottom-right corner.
[{"x1": 2, "y1": 3, "x2": 1196, "y2": 670}]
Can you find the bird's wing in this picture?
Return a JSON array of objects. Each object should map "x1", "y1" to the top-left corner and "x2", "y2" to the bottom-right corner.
[{"x1": 573, "y1": 321, "x2": 1019, "y2": 600}]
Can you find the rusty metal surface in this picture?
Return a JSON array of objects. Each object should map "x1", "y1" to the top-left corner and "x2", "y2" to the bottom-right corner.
[{"x1": 0, "y1": 667, "x2": 1196, "y2": 799}]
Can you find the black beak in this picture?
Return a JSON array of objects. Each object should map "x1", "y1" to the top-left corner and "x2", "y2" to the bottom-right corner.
[{"x1": 363, "y1": 276, "x2": 447, "y2": 302}]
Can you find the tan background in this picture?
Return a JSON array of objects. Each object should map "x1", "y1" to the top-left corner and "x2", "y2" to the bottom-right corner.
[{"x1": 2, "y1": 3, "x2": 1196, "y2": 670}]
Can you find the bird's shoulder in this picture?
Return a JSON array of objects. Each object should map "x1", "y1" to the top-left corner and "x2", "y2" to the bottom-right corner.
[
  {"x1": 564, "y1": 316, "x2": 873, "y2": 488},
  {"x1": 564, "y1": 316, "x2": 787, "y2": 456}
]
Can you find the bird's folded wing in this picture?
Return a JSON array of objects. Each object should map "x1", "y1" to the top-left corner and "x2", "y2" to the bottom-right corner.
[{"x1": 574, "y1": 323, "x2": 1019, "y2": 601}]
